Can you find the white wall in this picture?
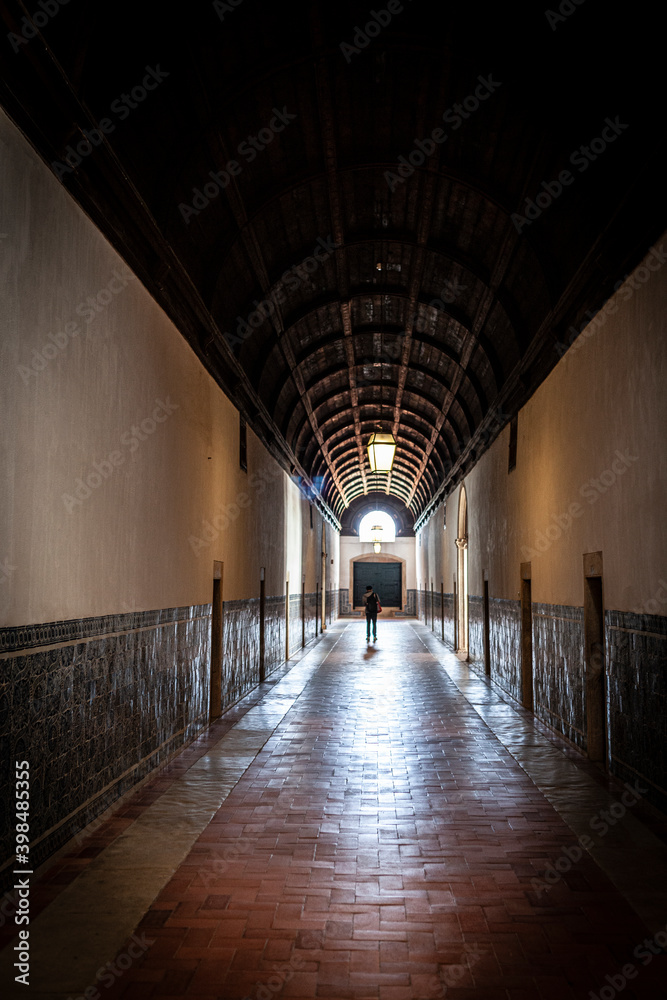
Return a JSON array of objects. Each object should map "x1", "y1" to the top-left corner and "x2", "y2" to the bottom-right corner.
[
  {"x1": 417, "y1": 232, "x2": 667, "y2": 612},
  {"x1": 340, "y1": 537, "x2": 416, "y2": 606},
  {"x1": 0, "y1": 106, "x2": 334, "y2": 626}
]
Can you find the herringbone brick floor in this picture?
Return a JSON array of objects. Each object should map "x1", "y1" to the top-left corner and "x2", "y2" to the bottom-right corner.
[
  {"x1": 105, "y1": 624, "x2": 667, "y2": 999},
  {"x1": 3, "y1": 622, "x2": 666, "y2": 999}
]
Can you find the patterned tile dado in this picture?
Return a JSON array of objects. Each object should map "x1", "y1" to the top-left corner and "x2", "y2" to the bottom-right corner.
[
  {"x1": 220, "y1": 595, "x2": 281, "y2": 706},
  {"x1": 606, "y1": 609, "x2": 667, "y2": 813},
  {"x1": 0, "y1": 593, "x2": 332, "y2": 896},
  {"x1": 532, "y1": 603, "x2": 585, "y2": 750},
  {"x1": 304, "y1": 590, "x2": 319, "y2": 639},
  {"x1": 420, "y1": 594, "x2": 666, "y2": 815},
  {"x1": 220, "y1": 592, "x2": 321, "y2": 709},
  {"x1": 288, "y1": 591, "x2": 302, "y2": 654},
  {"x1": 488, "y1": 597, "x2": 522, "y2": 701},
  {"x1": 0, "y1": 606, "x2": 210, "y2": 894},
  {"x1": 287, "y1": 590, "x2": 319, "y2": 653},
  {"x1": 0, "y1": 605, "x2": 209, "y2": 654},
  {"x1": 419, "y1": 588, "x2": 453, "y2": 640},
  {"x1": 265, "y1": 594, "x2": 286, "y2": 674},
  {"x1": 468, "y1": 593, "x2": 484, "y2": 662},
  {"x1": 442, "y1": 591, "x2": 455, "y2": 645},
  {"x1": 423, "y1": 586, "x2": 437, "y2": 628},
  {"x1": 220, "y1": 598, "x2": 260, "y2": 707},
  {"x1": 324, "y1": 587, "x2": 339, "y2": 626}
]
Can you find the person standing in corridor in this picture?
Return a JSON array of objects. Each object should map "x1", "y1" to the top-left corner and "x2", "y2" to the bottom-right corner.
[{"x1": 363, "y1": 585, "x2": 380, "y2": 642}]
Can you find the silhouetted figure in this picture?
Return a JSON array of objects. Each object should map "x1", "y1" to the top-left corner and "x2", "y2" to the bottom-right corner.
[{"x1": 363, "y1": 585, "x2": 380, "y2": 641}]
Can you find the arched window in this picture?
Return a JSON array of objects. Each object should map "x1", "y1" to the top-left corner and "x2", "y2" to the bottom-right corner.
[{"x1": 358, "y1": 510, "x2": 397, "y2": 542}]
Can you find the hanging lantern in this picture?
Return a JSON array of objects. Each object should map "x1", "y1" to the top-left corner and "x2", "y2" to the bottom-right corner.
[
  {"x1": 367, "y1": 431, "x2": 396, "y2": 472},
  {"x1": 365, "y1": 249, "x2": 396, "y2": 476},
  {"x1": 370, "y1": 523, "x2": 383, "y2": 554}
]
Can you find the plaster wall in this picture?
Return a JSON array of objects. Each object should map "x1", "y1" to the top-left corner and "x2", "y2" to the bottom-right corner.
[
  {"x1": 339, "y1": 537, "x2": 416, "y2": 595},
  {"x1": 415, "y1": 237, "x2": 667, "y2": 806},
  {"x1": 417, "y1": 233, "x2": 666, "y2": 612},
  {"x1": 0, "y1": 106, "x2": 332, "y2": 625},
  {"x1": 0, "y1": 106, "x2": 341, "y2": 885}
]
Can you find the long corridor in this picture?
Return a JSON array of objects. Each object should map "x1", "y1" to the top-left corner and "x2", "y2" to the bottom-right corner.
[{"x1": 2, "y1": 622, "x2": 667, "y2": 1000}]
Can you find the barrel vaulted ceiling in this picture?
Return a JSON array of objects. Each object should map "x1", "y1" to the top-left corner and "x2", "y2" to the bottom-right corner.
[{"x1": 1, "y1": 1, "x2": 664, "y2": 528}]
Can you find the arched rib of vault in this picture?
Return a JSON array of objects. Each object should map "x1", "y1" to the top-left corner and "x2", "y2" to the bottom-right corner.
[
  {"x1": 259, "y1": 313, "x2": 484, "y2": 430},
  {"x1": 278, "y1": 358, "x2": 440, "y2": 444},
  {"x1": 240, "y1": 268, "x2": 511, "y2": 404},
  {"x1": 275, "y1": 325, "x2": 486, "y2": 430},
  {"x1": 283, "y1": 387, "x2": 354, "y2": 444},
  {"x1": 402, "y1": 363, "x2": 476, "y2": 439},
  {"x1": 286, "y1": 306, "x2": 502, "y2": 413},
  {"x1": 321, "y1": 429, "x2": 439, "y2": 475},
  {"x1": 285, "y1": 308, "x2": 467, "y2": 370},
  {"x1": 339, "y1": 464, "x2": 423, "y2": 497},
  {"x1": 199, "y1": 161, "x2": 551, "y2": 332},
  {"x1": 294, "y1": 364, "x2": 443, "y2": 422},
  {"x1": 210, "y1": 219, "x2": 526, "y2": 362},
  {"x1": 306, "y1": 426, "x2": 439, "y2": 504},
  {"x1": 337, "y1": 449, "x2": 433, "y2": 493},
  {"x1": 252, "y1": 299, "x2": 505, "y2": 454},
  {"x1": 248, "y1": 295, "x2": 510, "y2": 490},
  {"x1": 297, "y1": 382, "x2": 461, "y2": 477},
  {"x1": 293, "y1": 399, "x2": 360, "y2": 454},
  {"x1": 304, "y1": 433, "x2": 416, "y2": 488},
  {"x1": 410, "y1": 330, "x2": 492, "y2": 410},
  {"x1": 344, "y1": 475, "x2": 414, "y2": 505},
  {"x1": 176, "y1": 114, "x2": 548, "y2": 522},
  {"x1": 318, "y1": 414, "x2": 450, "y2": 484},
  {"x1": 287, "y1": 361, "x2": 469, "y2": 443},
  {"x1": 334, "y1": 455, "x2": 425, "y2": 492},
  {"x1": 286, "y1": 366, "x2": 474, "y2": 459}
]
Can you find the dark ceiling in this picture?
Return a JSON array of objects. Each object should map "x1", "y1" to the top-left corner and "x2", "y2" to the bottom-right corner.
[{"x1": 1, "y1": 1, "x2": 664, "y2": 529}]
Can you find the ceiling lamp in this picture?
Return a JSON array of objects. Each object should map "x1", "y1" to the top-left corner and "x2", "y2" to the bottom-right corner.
[
  {"x1": 365, "y1": 239, "x2": 396, "y2": 476},
  {"x1": 370, "y1": 524, "x2": 383, "y2": 553},
  {"x1": 367, "y1": 431, "x2": 396, "y2": 473}
]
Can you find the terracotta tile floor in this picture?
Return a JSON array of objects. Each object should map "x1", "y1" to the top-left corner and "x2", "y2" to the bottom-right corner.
[{"x1": 2, "y1": 621, "x2": 666, "y2": 1000}]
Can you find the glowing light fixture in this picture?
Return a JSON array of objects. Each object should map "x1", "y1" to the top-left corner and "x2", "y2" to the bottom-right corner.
[
  {"x1": 367, "y1": 430, "x2": 396, "y2": 472},
  {"x1": 365, "y1": 241, "x2": 396, "y2": 477},
  {"x1": 370, "y1": 523, "x2": 383, "y2": 554}
]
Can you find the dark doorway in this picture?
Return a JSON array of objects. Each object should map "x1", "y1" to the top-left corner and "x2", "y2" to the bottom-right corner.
[
  {"x1": 210, "y1": 561, "x2": 223, "y2": 720},
  {"x1": 584, "y1": 553, "x2": 606, "y2": 765},
  {"x1": 259, "y1": 568, "x2": 266, "y2": 682},
  {"x1": 353, "y1": 562, "x2": 402, "y2": 608},
  {"x1": 520, "y1": 564, "x2": 533, "y2": 710},
  {"x1": 483, "y1": 579, "x2": 491, "y2": 676}
]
